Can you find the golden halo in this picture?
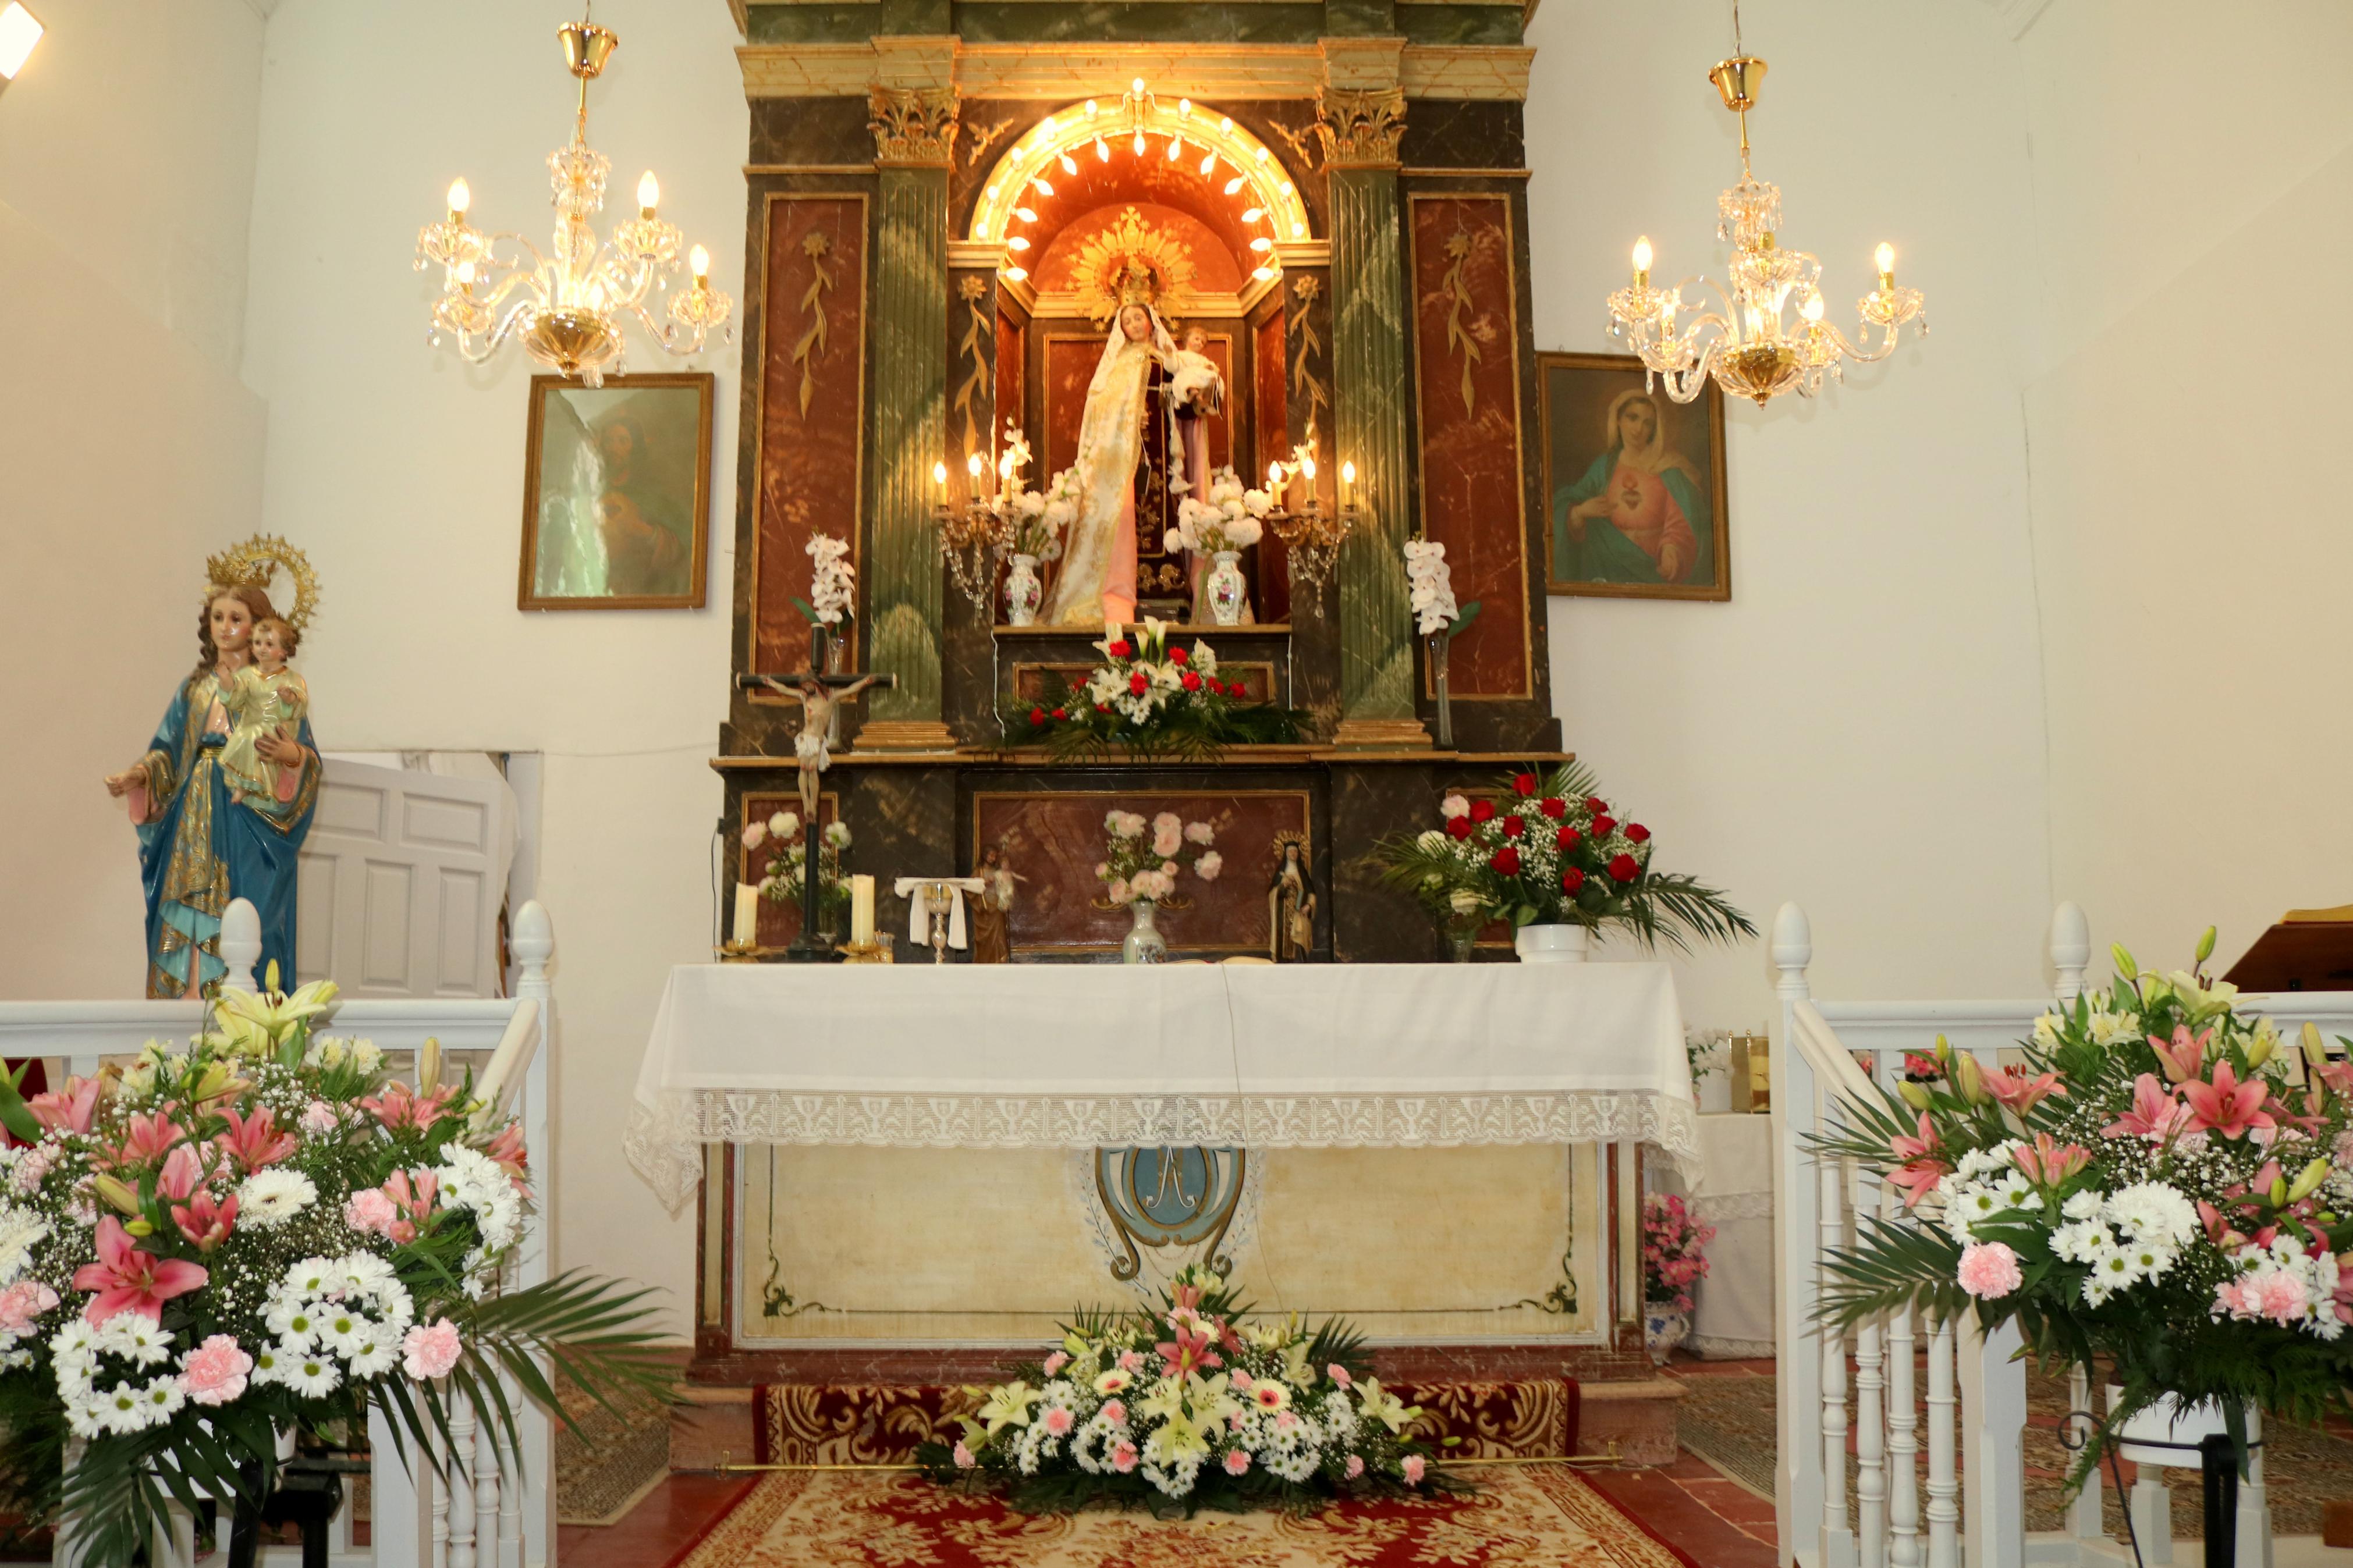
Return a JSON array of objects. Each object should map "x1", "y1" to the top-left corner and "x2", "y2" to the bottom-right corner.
[{"x1": 204, "y1": 534, "x2": 322, "y2": 634}]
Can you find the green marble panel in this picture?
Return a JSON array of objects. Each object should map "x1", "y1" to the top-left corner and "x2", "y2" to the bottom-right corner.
[
  {"x1": 947, "y1": 2, "x2": 1327, "y2": 44},
  {"x1": 1395, "y1": 5, "x2": 1521, "y2": 45},
  {"x1": 881, "y1": 0, "x2": 953, "y2": 31},
  {"x1": 868, "y1": 168, "x2": 951, "y2": 726},
  {"x1": 746, "y1": 5, "x2": 882, "y2": 45},
  {"x1": 1322, "y1": 0, "x2": 1396, "y2": 36},
  {"x1": 1328, "y1": 168, "x2": 1415, "y2": 724}
]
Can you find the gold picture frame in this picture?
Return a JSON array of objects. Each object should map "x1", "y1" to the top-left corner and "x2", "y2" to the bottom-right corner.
[
  {"x1": 1539, "y1": 351, "x2": 1730, "y2": 602},
  {"x1": 519, "y1": 371, "x2": 714, "y2": 611}
]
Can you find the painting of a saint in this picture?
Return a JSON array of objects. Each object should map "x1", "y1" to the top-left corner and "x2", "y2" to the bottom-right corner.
[
  {"x1": 519, "y1": 372, "x2": 713, "y2": 609},
  {"x1": 1539, "y1": 353, "x2": 1729, "y2": 601}
]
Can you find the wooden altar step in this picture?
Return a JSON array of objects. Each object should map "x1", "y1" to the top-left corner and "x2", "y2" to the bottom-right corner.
[{"x1": 670, "y1": 1370, "x2": 1684, "y2": 1472}]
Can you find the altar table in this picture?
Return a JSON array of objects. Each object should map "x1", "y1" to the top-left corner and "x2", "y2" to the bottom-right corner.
[{"x1": 626, "y1": 961, "x2": 1698, "y2": 1212}]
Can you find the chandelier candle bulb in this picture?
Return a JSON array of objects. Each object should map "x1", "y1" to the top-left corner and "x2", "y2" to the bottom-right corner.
[
  {"x1": 636, "y1": 170, "x2": 659, "y2": 216},
  {"x1": 446, "y1": 177, "x2": 471, "y2": 219},
  {"x1": 1631, "y1": 234, "x2": 1652, "y2": 286},
  {"x1": 1876, "y1": 241, "x2": 1896, "y2": 289},
  {"x1": 0, "y1": 3, "x2": 43, "y2": 80},
  {"x1": 690, "y1": 244, "x2": 710, "y2": 281},
  {"x1": 932, "y1": 461, "x2": 948, "y2": 495}
]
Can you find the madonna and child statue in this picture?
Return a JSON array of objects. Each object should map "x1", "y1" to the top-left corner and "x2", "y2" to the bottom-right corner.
[
  {"x1": 101, "y1": 538, "x2": 322, "y2": 998},
  {"x1": 1042, "y1": 287, "x2": 1226, "y2": 627}
]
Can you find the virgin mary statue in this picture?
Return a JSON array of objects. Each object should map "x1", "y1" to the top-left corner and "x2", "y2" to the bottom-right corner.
[
  {"x1": 104, "y1": 571, "x2": 320, "y2": 997},
  {"x1": 1044, "y1": 297, "x2": 1177, "y2": 626}
]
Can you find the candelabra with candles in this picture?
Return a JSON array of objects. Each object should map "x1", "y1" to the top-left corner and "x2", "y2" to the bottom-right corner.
[
  {"x1": 1260, "y1": 447, "x2": 1358, "y2": 611},
  {"x1": 414, "y1": 13, "x2": 733, "y2": 386},
  {"x1": 935, "y1": 457, "x2": 1010, "y2": 611},
  {"x1": 1602, "y1": 44, "x2": 1925, "y2": 407}
]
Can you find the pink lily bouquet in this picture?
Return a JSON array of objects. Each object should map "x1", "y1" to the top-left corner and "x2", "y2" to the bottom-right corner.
[
  {"x1": 1818, "y1": 931, "x2": 2353, "y2": 1473},
  {"x1": 1642, "y1": 1193, "x2": 1715, "y2": 1315},
  {"x1": 0, "y1": 972, "x2": 666, "y2": 1567},
  {"x1": 917, "y1": 1264, "x2": 1446, "y2": 1512}
]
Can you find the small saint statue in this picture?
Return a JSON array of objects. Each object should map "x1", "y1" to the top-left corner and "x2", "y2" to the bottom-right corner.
[
  {"x1": 1268, "y1": 835, "x2": 1314, "y2": 962},
  {"x1": 968, "y1": 845, "x2": 1022, "y2": 965}
]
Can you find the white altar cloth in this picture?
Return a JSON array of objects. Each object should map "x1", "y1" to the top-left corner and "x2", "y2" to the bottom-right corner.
[{"x1": 626, "y1": 961, "x2": 1697, "y2": 1211}]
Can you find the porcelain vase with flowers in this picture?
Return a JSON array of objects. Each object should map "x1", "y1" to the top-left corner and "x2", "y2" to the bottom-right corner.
[
  {"x1": 1098, "y1": 808, "x2": 1221, "y2": 965},
  {"x1": 1166, "y1": 466, "x2": 1269, "y2": 627}
]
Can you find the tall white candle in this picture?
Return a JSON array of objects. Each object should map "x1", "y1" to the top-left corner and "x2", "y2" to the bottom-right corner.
[
  {"x1": 850, "y1": 874, "x2": 875, "y2": 944},
  {"x1": 733, "y1": 882, "x2": 760, "y2": 947}
]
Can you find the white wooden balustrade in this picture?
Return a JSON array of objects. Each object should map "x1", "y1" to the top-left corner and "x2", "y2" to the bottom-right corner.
[
  {"x1": 0, "y1": 898, "x2": 560, "y2": 1568},
  {"x1": 1772, "y1": 901, "x2": 2353, "y2": 1568}
]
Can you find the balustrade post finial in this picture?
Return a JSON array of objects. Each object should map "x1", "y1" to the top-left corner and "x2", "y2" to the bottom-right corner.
[
  {"x1": 2050, "y1": 901, "x2": 2091, "y2": 1004},
  {"x1": 513, "y1": 901, "x2": 554, "y2": 1000},
  {"x1": 1773, "y1": 901, "x2": 1813, "y2": 1001},
  {"x1": 219, "y1": 899, "x2": 262, "y2": 993}
]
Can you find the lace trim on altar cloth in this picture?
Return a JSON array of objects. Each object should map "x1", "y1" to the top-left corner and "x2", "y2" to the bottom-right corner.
[
  {"x1": 624, "y1": 1090, "x2": 1703, "y2": 1214},
  {"x1": 1687, "y1": 1189, "x2": 1775, "y2": 1222}
]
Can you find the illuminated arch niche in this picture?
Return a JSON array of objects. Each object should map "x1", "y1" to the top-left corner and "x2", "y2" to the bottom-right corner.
[{"x1": 970, "y1": 90, "x2": 1315, "y2": 287}]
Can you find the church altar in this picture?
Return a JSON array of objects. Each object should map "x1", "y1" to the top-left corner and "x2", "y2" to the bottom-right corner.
[{"x1": 630, "y1": 961, "x2": 1696, "y2": 1374}]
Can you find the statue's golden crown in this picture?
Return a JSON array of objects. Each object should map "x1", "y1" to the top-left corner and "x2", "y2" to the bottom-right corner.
[{"x1": 205, "y1": 534, "x2": 323, "y2": 633}]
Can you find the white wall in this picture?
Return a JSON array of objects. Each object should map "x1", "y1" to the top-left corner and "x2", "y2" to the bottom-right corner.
[
  {"x1": 1524, "y1": 0, "x2": 2059, "y2": 1018},
  {"x1": 2017, "y1": 0, "x2": 2353, "y2": 977},
  {"x1": 240, "y1": 0, "x2": 747, "y2": 1321},
  {"x1": 0, "y1": 0, "x2": 269, "y2": 998}
]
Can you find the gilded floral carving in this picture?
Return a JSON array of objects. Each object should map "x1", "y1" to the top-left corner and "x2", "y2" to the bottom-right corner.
[
  {"x1": 1315, "y1": 87, "x2": 1407, "y2": 170},
  {"x1": 868, "y1": 86, "x2": 960, "y2": 168}
]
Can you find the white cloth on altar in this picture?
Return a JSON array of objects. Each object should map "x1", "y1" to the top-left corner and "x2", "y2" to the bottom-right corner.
[
  {"x1": 626, "y1": 961, "x2": 1699, "y2": 1212},
  {"x1": 1656, "y1": 1110, "x2": 1776, "y2": 1358},
  {"x1": 895, "y1": 876, "x2": 984, "y2": 950}
]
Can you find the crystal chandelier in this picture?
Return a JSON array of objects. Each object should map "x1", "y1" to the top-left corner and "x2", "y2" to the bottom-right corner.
[
  {"x1": 414, "y1": 14, "x2": 733, "y2": 387},
  {"x1": 1603, "y1": 27, "x2": 1926, "y2": 407}
]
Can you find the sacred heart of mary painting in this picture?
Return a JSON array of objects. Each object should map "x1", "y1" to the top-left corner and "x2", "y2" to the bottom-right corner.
[
  {"x1": 1539, "y1": 353, "x2": 1730, "y2": 602},
  {"x1": 518, "y1": 372, "x2": 713, "y2": 610}
]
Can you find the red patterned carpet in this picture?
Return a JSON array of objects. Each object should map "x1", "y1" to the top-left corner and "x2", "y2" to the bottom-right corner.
[{"x1": 672, "y1": 1465, "x2": 1697, "y2": 1568}]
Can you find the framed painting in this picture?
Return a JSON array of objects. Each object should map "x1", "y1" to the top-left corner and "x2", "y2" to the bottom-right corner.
[
  {"x1": 1538, "y1": 353, "x2": 1729, "y2": 601},
  {"x1": 519, "y1": 372, "x2": 714, "y2": 610}
]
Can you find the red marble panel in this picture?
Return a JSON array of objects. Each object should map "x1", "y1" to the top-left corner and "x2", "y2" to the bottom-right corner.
[
  {"x1": 994, "y1": 314, "x2": 1025, "y2": 453},
  {"x1": 970, "y1": 791, "x2": 1309, "y2": 955},
  {"x1": 740, "y1": 791, "x2": 842, "y2": 950},
  {"x1": 1409, "y1": 195, "x2": 1531, "y2": 699},
  {"x1": 1041, "y1": 332, "x2": 1099, "y2": 485},
  {"x1": 1253, "y1": 311, "x2": 1291, "y2": 621},
  {"x1": 753, "y1": 195, "x2": 868, "y2": 677}
]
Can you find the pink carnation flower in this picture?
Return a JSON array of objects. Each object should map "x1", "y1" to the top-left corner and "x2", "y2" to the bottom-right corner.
[
  {"x1": 1326, "y1": 1363, "x2": 1353, "y2": 1389},
  {"x1": 1100, "y1": 1399, "x2": 1126, "y2": 1425},
  {"x1": 0, "y1": 1280, "x2": 59, "y2": 1334},
  {"x1": 1402, "y1": 1455, "x2": 1426, "y2": 1485},
  {"x1": 1111, "y1": 1439, "x2": 1139, "y2": 1474},
  {"x1": 401, "y1": 1317, "x2": 463, "y2": 1379},
  {"x1": 1042, "y1": 1350, "x2": 1068, "y2": 1376},
  {"x1": 741, "y1": 822, "x2": 768, "y2": 850},
  {"x1": 180, "y1": 1334, "x2": 254, "y2": 1406},
  {"x1": 1957, "y1": 1241, "x2": 2023, "y2": 1300},
  {"x1": 1043, "y1": 1406, "x2": 1074, "y2": 1436},
  {"x1": 1223, "y1": 1449, "x2": 1251, "y2": 1475},
  {"x1": 1117, "y1": 1350, "x2": 1144, "y2": 1372},
  {"x1": 11, "y1": 1146, "x2": 54, "y2": 1193},
  {"x1": 2258, "y1": 1270, "x2": 2311, "y2": 1324},
  {"x1": 1344, "y1": 1455, "x2": 1365, "y2": 1480},
  {"x1": 952, "y1": 1440, "x2": 976, "y2": 1469},
  {"x1": 301, "y1": 1101, "x2": 339, "y2": 1136},
  {"x1": 1195, "y1": 852, "x2": 1223, "y2": 882},
  {"x1": 344, "y1": 1188, "x2": 399, "y2": 1238}
]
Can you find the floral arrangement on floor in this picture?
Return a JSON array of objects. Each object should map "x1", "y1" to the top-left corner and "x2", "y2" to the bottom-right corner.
[
  {"x1": 1815, "y1": 931, "x2": 2353, "y2": 1474},
  {"x1": 1098, "y1": 809, "x2": 1222, "y2": 909},
  {"x1": 916, "y1": 1265, "x2": 1447, "y2": 1513},
  {"x1": 1165, "y1": 467, "x2": 1269, "y2": 558},
  {"x1": 744, "y1": 810, "x2": 853, "y2": 930},
  {"x1": 1642, "y1": 1193, "x2": 1715, "y2": 1315},
  {"x1": 988, "y1": 431, "x2": 1071, "y2": 566},
  {"x1": 1372, "y1": 760, "x2": 1754, "y2": 951},
  {"x1": 1001, "y1": 618, "x2": 1304, "y2": 759},
  {"x1": 0, "y1": 972, "x2": 666, "y2": 1567}
]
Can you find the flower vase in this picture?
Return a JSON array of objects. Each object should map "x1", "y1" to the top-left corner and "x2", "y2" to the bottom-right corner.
[
  {"x1": 1205, "y1": 551, "x2": 1247, "y2": 626},
  {"x1": 1004, "y1": 553, "x2": 1042, "y2": 627},
  {"x1": 1644, "y1": 1306, "x2": 1690, "y2": 1365},
  {"x1": 1514, "y1": 923, "x2": 1590, "y2": 963},
  {"x1": 1122, "y1": 899, "x2": 1168, "y2": 964}
]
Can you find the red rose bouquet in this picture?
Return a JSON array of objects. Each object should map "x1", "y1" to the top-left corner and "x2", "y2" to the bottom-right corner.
[
  {"x1": 1002, "y1": 618, "x2": 1303, "y2": 759},
  {"x1": 1374, "y1": 762, "x2": 1752, "y2": 950}
]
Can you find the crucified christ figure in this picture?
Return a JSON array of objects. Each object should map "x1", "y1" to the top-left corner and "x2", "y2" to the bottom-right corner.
[{"x1": 765, "y1": 671, "x2": 883, "y2": 822}]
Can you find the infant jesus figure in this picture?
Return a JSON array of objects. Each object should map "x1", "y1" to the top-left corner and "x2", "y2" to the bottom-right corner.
[
  {"x1": 218, "y1": 615, "x2": 310, "y2": 805},
  {"x1": 1165, "y1": 323, "x2": 1227, "y2": 613}
]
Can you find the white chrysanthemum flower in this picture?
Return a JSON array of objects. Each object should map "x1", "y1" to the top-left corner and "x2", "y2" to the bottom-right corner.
[
  {"x1": 345, "y1": 1327, "x2": 401, "y2": 1379},
  {"x1": 138, "y1": 1377, "x2": 187, "y2": 1423},
  {"x1": 98, "y1": 1384, "x2": 153, "y2": 1435},
  {"x1": 283, "y1": 1353, "x2": 342, "y2": 1398},
  {"x1": 237, "y1": 1169, "x2": 320, "y2": 1230},
  {"x1": 334, "y1": 1251, "x2": 398, "y2": 1300},
  {"x1": 250, "y1": 1342, "x2": 290, "y2": 1386},
  {"x1": 104, "y1": 1316, "x2": 174, "y2": 1368},
  {"x1": 283, "y1": 1257, "x2": 336, "y2": 1297},
  {"x1": 266, "y1": 1299, "x2": 322, "y2": 1349},
  {"x1": 2061, "y1": 1190, "x2": 2104, "y2": 1221},
  {"x1": 2106, "y1": 1182, "x2": 2197, "y2": 1248},
  {"x1": 2052, "y1": 1220, "x2": 2110, "y2": 1264},
  {"x1": 317, "y1": 1304, "x2": 376, "y2": 1360}
]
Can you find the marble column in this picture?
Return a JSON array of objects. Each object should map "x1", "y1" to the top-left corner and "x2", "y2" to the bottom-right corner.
[
  {"x1": 858, "y1": 88, "x2": 959, "y2": 750},
  {"x1": 1319, "y1": 88, "x2": 1429, "y2": 749}
]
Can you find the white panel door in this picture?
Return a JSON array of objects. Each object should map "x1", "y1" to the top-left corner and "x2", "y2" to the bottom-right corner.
[{"x1": 296, "y1": 759, "x2": 507, "y2": 997}]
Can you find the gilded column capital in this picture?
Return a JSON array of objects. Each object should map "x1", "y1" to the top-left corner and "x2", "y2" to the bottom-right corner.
[
  {"x1": 868, "y1": 86, "x2": 961, "y2": 169},
  {"x1": 1315, "y1": 87, "x2": 1407, "y2": 171}
]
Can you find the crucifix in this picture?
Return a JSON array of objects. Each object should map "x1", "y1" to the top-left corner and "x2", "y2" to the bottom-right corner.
[{"x1": 736, "y1": 623, "x2": 895, "y2": 962}]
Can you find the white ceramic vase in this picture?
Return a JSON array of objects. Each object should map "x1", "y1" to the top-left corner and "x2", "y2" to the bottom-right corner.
[
  {"x1": 1004, "y1": 553, "x2": 1042, "y2": 627},
  {"x1": 1122, "y1": 899, "x2": 1167, "y2": 964},
  {"x1": 1644, "y1": 1307, "x2": 1690, "y2": 1365},
  {"x1": 1514, "y1": 923, "x2": 1591, "y2": 963},
  {"x1": 1205, "y1": 551, "x2": 1247, "y2": 626},
  {"x1": 2107, "y1": 1385, "x2": 2235, "y2": 1466}
]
